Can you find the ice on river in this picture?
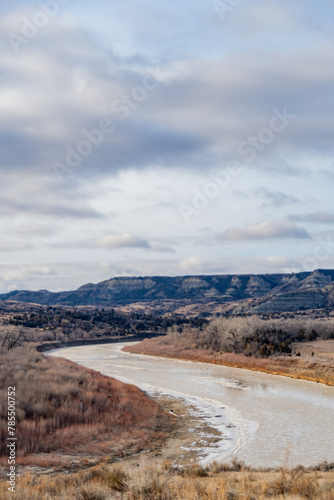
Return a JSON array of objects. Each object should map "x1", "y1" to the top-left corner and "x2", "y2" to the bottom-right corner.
[{"x1": 49, "y1": 342, "x2": 334, "y2": 468}]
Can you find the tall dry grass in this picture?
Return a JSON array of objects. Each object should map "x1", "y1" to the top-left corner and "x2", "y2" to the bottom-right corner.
[
  {"x1": 0, "y1": 347, "x2": 172, "y2": 465},
  {"x1": 1, "y1": 460, "x2": 334, "y2": 499}
]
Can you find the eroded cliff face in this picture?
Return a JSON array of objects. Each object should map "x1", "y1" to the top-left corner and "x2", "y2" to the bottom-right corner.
[
  {"x1": 1, "y1": 270, "x2": 334, "y2": 314},
  {"x1": 246, "y1": 270, "x2": 334, "y2": 313}
]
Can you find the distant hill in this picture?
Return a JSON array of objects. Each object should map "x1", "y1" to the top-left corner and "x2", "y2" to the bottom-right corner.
[{"x1": 2, "y1": 269, "x2": 334, "y2": 314}]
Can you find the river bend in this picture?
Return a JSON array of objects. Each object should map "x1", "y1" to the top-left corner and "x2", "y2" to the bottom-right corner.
[{"x1": 49, "y1": 343, "x2": 334, "y2": 467}]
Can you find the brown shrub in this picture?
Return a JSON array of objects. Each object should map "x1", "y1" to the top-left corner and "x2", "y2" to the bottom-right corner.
[{"x1": 0, "y1": 347, "x2": 172, "y2": 462}]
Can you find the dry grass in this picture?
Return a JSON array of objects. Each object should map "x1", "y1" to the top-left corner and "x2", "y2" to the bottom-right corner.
[
  {"x1": 0, "y1": 347, "x2": 172, "y2": 466},
  {"x1": 1, "y1": 460, "x2": 334, "y2": 499},
  {"x1": 124, "y1": 337, "x2": 334, "y2": 386}
]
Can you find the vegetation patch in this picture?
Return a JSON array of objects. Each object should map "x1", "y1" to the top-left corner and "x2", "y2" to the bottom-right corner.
[
  {"x1": 1, "y1": 460, "x2": 334, "y2": 499},
  {"x1": 0, "y1": 347, "x2": 173, "y2": 467}
]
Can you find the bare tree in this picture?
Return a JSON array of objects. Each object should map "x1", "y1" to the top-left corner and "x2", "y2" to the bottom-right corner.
[{"x1": 1, "y1": 329, "x2": 24, "y2": 350}]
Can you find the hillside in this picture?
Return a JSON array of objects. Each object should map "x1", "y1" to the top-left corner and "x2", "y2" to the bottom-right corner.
[
  {"x1": 0, "y1": 347, "x2": 173, "y2": 469},
  {"x1": 2, "y1": 269, "x2": 334, "y2": 314}
]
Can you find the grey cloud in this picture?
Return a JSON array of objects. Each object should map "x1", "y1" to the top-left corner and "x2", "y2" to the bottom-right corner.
[
  {"x1": 96, "y1": 233, "x2": 150, "y2": 250},
  {"x1": 1, "y1": 15, "x2": 334, "y2": 182},
  {"x1": 0, "y1": 220, "x2": 59, "y2": 253},
  {"x1": 75, "y1": 123, "x2": 207, "y2": 179},
  {"x1": 220, "y1": 220, "x2": 310, "y2": 241},
  {"x1": 47, "y1": 234, "x2": 175, "y2": 253},
  {"x1": 289, "y1": 211, "x2": 334, "y2": 224},
  {"x1": 255, "y1": 188, "x2": 301, "y2": 208},
  {"x1": 149, "y1": 244, "x2": 175, "y2": 253},
  {"x1": 0, "y1": 198, "x2": 104, "y2": 219},
  {"x1": 1, "y1": 223, "x2": 57, "y2": 238},
  {"x1": 0, "y1": 241, "x2": 34, "y2": 252},
  {"x1": 0, "y1": 2, "x2": 332, "y2": 292},
  {"x1": 95, "y1": 233, "x2": 174, "y2": 253},
  {"x1": 233, "y1": 190, "x2": 250, "y2": 199}
]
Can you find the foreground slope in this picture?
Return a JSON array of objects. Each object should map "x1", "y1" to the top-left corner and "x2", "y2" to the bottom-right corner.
[{"x1": 0, "y1": 347, "x2": 172, "y2": 468}]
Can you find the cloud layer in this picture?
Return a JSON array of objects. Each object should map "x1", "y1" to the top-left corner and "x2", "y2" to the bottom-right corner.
[
  {"x1": 221, "y1": 220, "x2": 310, "y2": 241},
  {"x1": 0, "y1": 1, "x2": 333, "y2": 290}
]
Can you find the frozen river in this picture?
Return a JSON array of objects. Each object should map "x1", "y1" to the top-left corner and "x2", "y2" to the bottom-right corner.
[{"x1": 49, "y1": 342, "x2": 334, "y2": 468}]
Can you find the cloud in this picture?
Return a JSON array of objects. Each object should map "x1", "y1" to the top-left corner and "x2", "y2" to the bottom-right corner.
[
  {"x1": 0, "y1": 198, "x2": 104, "y2": 219},
  {"x1": 1, "y1": 8, "x2": 334, "y2": 183},
  {"x1": 0, "y1": 241, "x2": 34, "y2": 252},
  {"x1": 7, "y1": 224, "x2": 57, "y2": 237},
  {"x1": 1, "y1": 265, "x2": 56, "y2": 282},
  {"x1": 0, "y1": 221, "x2": 59, "y2": 252},
  {"x1": 0, "y1": 170, "x2": 106, "y2": 224},
  {"x1": 95, "y1": 233, "x2": 174, "y2": 252},
  {"x1": 0, "y1": 264, "x2": 58, "y2": 292},
  {"x1": 96, "y1": 233, "x2": 150, "y2": 249},
  {"x1": 289, "y1": 211, "x2": 334, "y2": 224},
  {"x1": 178, "y1": 256, "x2": 203, "y2": 274},
  {"x1": 0, "y1": 14, "x2": 208, "y2": 179},
  {"x1": 255, "y1": 188, "x2": 301, "y2": 208},
  {"x1": 0, "y1": 2, "x2": 333, "y2": 291},
  {"x1": 220, "y1": 220, "x2": 310, "y2": 241},
  {"x1": 149, "y1": 244, "x2": 175, "y2": 253}
]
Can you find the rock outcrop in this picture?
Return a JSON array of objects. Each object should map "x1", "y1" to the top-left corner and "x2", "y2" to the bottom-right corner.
[{"x1": 1, "y1": 269, "x2": 334, "y2": 314}]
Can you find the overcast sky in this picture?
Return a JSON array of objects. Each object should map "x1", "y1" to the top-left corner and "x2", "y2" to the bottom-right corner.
[{"x1": 1, "y1": 0, "x2": 334, "y2": 292}]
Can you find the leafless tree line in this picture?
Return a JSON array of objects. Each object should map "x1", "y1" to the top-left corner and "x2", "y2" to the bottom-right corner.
[{"x1": 165, "y1": 316, "x2": 334, "y2": 357}]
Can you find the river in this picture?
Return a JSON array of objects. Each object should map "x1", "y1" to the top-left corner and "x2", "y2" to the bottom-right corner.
[{"x1": 49, "y1": 343, "x2": 334, "y2": 468}]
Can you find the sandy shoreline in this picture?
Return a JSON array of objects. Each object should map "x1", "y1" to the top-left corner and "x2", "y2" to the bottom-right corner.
[{"x1": 143, "y1": 388, "x2": 256, "y2": 466}]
